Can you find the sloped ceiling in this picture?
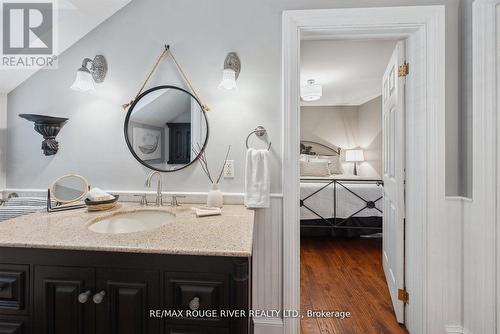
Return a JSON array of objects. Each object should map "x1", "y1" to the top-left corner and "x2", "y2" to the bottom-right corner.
[
  {"x1": 0, "y1": 0, "x2": 131, "y2": 93},
  {"x1": 300, "y1": 38, "x2": 397, "y2": 106}
]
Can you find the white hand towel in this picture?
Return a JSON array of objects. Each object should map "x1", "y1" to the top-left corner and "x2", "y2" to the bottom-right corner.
[
  {"x1": 192, "y1": 207, "x2": 222, "y2": 217},
  {"x1": 244, "y1": 148, "x2": 270, "y2": 208},
  {"x1": 86, "y1": 188, "x2": 113, "y2": 202}
]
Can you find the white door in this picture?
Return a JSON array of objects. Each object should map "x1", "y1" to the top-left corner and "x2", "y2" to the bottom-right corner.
[{"x1": 382, "y1": 41, "x2": 406, "y2": 323}]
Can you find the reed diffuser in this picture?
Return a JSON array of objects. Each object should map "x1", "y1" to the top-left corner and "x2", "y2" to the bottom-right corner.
[{"x1": 193, "y1": 145, "x2": 231, "y2": 208}]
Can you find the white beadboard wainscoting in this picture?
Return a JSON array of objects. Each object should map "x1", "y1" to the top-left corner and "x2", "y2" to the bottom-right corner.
[
  {"x1": 1, "y1": 189, "x2": 285, "y2": 332},
  {"x1": 251, "y1": 196, "x2": 284, "y2": 334},
  {"x1": 462, "y1": 2, "x2": 500, "y2": 334}
]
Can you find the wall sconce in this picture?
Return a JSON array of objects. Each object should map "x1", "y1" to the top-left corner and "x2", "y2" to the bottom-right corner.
[
  {"x1": 70, "y1": 55, "x2": 107, "y2": 93},
  {"x1": 218, "y1": 52, "x2": 240, "y2": 90},
  {"x1": 300, "y1": 79, "x2": 322, "y2": 101}
]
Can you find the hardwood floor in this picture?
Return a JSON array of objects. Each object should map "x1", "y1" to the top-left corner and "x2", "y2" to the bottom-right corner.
[{"x1": 300, "y1": 237, "x2": 408, "y2": 334}]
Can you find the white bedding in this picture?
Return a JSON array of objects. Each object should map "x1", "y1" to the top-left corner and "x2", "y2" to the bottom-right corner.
[{"x1": 300, "y1": 176, "x2": 383, "y2": 220}]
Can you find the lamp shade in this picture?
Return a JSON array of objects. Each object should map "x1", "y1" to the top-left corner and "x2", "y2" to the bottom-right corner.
[
  {"x1": 345, "y1": 149, "x2": 364, "y2": 162},
  {"x1": 218, "y1": 69, "x2": 237, "y2": 90},
  {"x1": 70, "y1": 68, "x2": 96, "y2": 93},
  {"x1": 301, "y1": 79, "x2": 322, "y2": 101}
]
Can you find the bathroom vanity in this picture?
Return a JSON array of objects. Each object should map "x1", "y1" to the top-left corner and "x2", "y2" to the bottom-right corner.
[{"x1": 0, "y1": 204, "x2": 254, "y2": 334}]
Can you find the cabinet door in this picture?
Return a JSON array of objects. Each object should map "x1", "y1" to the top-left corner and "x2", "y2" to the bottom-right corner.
[
  {"x1": 164, "y1": 272, "x2": 229, "y2": 328},
  {"x1": 95, "y1": 268, "x2": 160, "y2": 334},
  {"x1": 34, "y1": 266, "x2": 95, "y2": 334},
  {"x1": 0, "y1": 264, "x2": 29, "y2": 315},
  {"x1": 0, "y1": 315, "x2": 30, "y2": 334}
]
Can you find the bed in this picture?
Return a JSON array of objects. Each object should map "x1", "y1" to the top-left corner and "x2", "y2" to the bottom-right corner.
[{"x1": 300, "y1": 141, "x2": 383, "y2": 237}]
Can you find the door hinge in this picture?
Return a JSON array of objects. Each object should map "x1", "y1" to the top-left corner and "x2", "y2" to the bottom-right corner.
[
  {"x1": 398, "y1": 289, "x2": 409, "y2": 303},
  {"x1": 398, "y1": 63, "x2": 409, "y2": 77}
]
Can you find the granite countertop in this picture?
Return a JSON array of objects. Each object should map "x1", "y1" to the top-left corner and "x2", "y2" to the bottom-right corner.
[{"x1": 0, "y1": 204, "x2": 254, "y2": 257}]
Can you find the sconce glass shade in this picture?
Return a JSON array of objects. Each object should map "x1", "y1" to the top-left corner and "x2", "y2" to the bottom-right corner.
[
  {"x1": 70, "y1": 67, "x2": 96, "y2": 93},
  {"x1": 301, "y1": 79, "x2": 322, "y2": 101},
  {"x1": 345, "y1": 149, "x2": 365, "y2": 162},
  {"x1": 218, "y1": 69, "x2": 237, "y2": 90}
]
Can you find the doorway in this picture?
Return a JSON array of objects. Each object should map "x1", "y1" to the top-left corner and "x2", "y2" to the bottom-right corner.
[
  {"x1": 298, "y1": 37, "x2": 406, "y2": 333},
  {"x1": 282, "y1": 6, "x2": 446, "y2": 334}
]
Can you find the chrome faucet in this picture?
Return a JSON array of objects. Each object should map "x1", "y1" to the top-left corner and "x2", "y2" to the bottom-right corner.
[{"x1": 145, "y1": 171, "x2": 163, "y2": 206}]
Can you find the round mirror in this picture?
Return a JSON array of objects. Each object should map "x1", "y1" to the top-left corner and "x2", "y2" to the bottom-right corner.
[
  {"x1": 124, "y1": 86, "x2": 209, "y2": 172},
  {"x1": 50, "y1": 174, "x2": 89, "y2": 203}
]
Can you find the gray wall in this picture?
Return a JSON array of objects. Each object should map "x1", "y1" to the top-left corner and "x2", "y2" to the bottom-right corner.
[
  {"x1": 5, "y1": 0, "x2": 463, "y2": 196},
  {"x1": 358, "y1": 97, "x2": 383, "y2": 178},
  {"x1": 300, "y1": 105, "x2": 359, "y2": 150},
  {"x1": 300, "y1": 97, "x2": 383, "y2": 178},
  {"x1": 460, "y1": 0, "x2": 473, "y2": 197}
]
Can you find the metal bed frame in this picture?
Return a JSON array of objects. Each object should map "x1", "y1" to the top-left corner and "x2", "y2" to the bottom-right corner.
[
  {"x1": 299, "y1": 140, "x2": 383, "y2": 232},
  {"x1": 300, "y1": 178, "x2": 383, "y2": 231}
]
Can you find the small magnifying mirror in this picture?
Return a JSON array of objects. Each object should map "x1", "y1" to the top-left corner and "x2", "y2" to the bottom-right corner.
[{"x1": 47, "y1": 174, "x2": 89, "y2": 212}]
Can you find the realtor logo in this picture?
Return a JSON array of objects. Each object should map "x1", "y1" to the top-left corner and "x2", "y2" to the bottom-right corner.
[{"x1": 1, "y1": 0, "x2": 57, "y2": 68}]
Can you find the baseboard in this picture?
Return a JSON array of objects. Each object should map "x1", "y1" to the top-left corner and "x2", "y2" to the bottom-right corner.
[
  {"x1": 445, "y1": 196, "x2": 473, "y2": 202},
  {"x1": 446, "y1": 325, "x2": 465, "y2": 333},
  {"x1": 252, "y1": 317, "x2": 284, "y2": 334}
]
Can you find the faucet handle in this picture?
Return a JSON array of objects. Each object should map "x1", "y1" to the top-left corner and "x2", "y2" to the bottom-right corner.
[
  {"x1": 170, "y1": 195, "x2": 185, "y2": 207},
  {"x1": 134, "y1": 194, "x2": 148, "y2": 206}
]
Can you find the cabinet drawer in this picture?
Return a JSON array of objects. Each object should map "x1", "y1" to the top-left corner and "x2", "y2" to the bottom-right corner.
[
  {"x1": 165, "y1": 272, "x2": 228, "y2": 327},
  {"x1": 0, "y1": 265, "x2": 29, "y2": 315},
  {"x1": 0, "y1": 315, "x2": 29, "y2": 334}
]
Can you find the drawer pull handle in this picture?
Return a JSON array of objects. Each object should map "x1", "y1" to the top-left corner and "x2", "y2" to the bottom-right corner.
[
  {"x1": 78, "y1": 290, "x2": 91, "y2": 304},
  {"x1": 189, "y1": 297, "x2": 200, "y2": 311},
  {"x1": 93, "y1": 291, "x2": 106, "y2": 304}
]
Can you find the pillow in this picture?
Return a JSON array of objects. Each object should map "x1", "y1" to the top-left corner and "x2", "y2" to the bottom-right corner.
[
  {"x1": 300, "y1": 154, "x2": 310, "y2": 162},
  {"x1": 300, "y1": 160, "x2": 330, "y2": 177},
  {"x1": 311, "y1": 155, "x2": 343, "y2": 174}
]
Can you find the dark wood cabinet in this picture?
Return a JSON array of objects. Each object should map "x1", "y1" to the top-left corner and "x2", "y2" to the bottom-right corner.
[
  {"x1": 0, "y1": 315, "x2": 29, "y2": 334},
  {"x1": 95, "y1": 268, "x2": 160, "y2": 334},
  {"x1": 34, "y1": 266, "x2": 95, "y2": 334},
  {"x1": 0, "y1": 248, "x2": 250, "y2": 334},
  {"x1": 167, "y1": 123, "x2": 191, "y2": 164},
  {"x1": 0, "y1": 265, "x2": 29, "y2": 316},
  {"x1": 165, "y1": 272, "x2": 229, "y2": 328}
]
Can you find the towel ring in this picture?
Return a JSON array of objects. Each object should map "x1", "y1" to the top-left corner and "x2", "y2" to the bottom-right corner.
[{"x1": 246, "y1": 126, "x2": 272, "y2": 151}]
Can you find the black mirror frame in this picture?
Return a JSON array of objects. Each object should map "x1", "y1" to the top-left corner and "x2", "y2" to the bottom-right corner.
[{"x1": 124, "y1": 85, "x2": 210, "y2": 173}]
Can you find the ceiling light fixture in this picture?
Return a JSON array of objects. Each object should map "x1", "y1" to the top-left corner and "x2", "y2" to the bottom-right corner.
[
  {"x1": 70, "y1": 55, "x2": 107, "y2": 93},
  {"x1": 300, "y1": 79, "x2": 322, "y2": 101}
]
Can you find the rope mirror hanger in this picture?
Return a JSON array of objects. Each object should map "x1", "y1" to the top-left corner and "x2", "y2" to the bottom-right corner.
[{"x1": 122, "y1": 45, "x2": 210, "y2": 112}]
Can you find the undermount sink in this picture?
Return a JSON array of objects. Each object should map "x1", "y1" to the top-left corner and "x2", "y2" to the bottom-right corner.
[{"x1": 87, "y1": 210, "x2": 175, "y2": 234}]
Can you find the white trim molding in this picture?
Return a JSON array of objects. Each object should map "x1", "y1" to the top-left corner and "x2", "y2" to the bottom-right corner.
[
  {"x1": 446, "y1": 325, "x2": 465, "y2": 334},
  {"x1": 0, "y1": 189, "x2": 283, "y2": 203},
  {"x1": 282, "y1": 6, "x2": 446, "y2": 334},
  {"x1": 253, "y1": 317, "x2": 284, "y2": 334},
  {"x1": 463, "y1": 1, "x2": 500, "y2": 334}
]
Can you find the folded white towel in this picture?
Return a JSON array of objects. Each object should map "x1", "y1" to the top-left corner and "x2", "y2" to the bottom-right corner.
[
  {"x1": 86, "y1": 188, "x2": 113, "y2": 202},
  {"x1": 192, "y1": 207, "x2": 222, "y2": 217},
  {"x1": 244, "y1": 148, "x2": 270, "y2": 208}
]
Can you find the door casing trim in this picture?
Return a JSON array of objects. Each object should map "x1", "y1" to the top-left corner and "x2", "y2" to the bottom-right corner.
[{"x1": 282, "y1": 6, "x2": 446, "y2": 334}]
